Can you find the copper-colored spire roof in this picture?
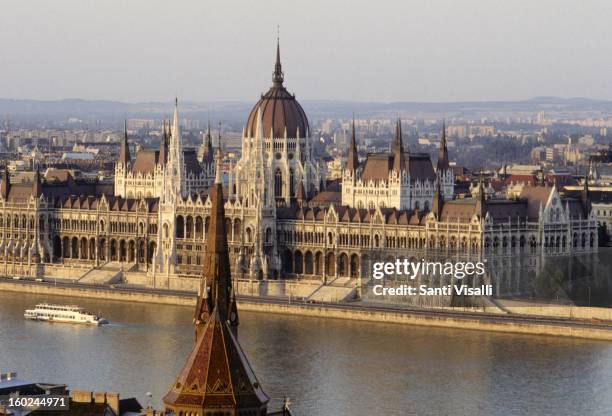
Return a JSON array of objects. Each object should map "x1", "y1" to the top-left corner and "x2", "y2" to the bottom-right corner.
[
  {"x1": 163, "y1": 305, "x2": 269, "y2": 414},
  {"x1": 163, "y1": 144, "x2": 268, "y2": 414},
  {"x1": 195, "y1": 142, "x2": 237, "y2": 336},
  {"x1": 437, "y1": 120, "x2": 449, "y2": 172},
  {"x1": 118, "y1": 120, "x2": 131, "y2": 166},
  {"x1": 392, "y1": 118, "x2": 405, "y2": 172},
  {"x1": 347, "y1": 117, "x2": 359, "y2": 171}
]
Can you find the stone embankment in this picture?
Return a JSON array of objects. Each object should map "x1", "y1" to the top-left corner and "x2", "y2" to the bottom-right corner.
[{"x1": 1, "y1": 279, "x2": 611, "y2": 341}]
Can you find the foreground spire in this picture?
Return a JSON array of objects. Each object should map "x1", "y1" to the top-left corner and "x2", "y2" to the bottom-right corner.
[{"x1": 163, "y1": 122, "x2": 268, "y2": 414}]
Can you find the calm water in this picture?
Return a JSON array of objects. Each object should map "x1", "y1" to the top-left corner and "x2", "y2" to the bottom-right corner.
[{"x1": 1, "y1": 291, "x2": 611, "y2": 416}]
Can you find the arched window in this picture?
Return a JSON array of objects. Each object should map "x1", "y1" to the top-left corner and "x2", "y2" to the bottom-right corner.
[
  {"x1": 176, "y1": 215, "x2": 184, "y2": 238},
  {"x1": 274, "y1": 168, "x2": 283, "y2": 198},
  {"x1": 289, "y1": 168, "x2": 295, "y2": 197},
  {"x1": 265, "y1": 228, "x2": 272, "y2": 243}
]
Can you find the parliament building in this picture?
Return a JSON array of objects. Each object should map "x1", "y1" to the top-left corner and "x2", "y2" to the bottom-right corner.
[{"x1": 0, "y1": 41, "x2": 599, "y2": 294}]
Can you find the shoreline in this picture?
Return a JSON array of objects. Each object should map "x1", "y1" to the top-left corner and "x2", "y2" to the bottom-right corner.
[{"x1": 1, "y1": 279, "x2": 611, "y2": 341}]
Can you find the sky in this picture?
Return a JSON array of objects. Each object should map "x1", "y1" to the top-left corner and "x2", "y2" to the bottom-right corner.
[{"x1": 0, "y1": 0, "x2": 611, "y2": 103}]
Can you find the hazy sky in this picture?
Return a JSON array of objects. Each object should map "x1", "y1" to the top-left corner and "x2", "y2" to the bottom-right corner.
[{"x1": 1, "y1": 0, "x2": 611, "y2": 103}]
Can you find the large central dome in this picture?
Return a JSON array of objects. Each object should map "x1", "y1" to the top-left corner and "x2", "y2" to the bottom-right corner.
[{"x1": 245, "y1": 41, "x2": 309, "y2": 139}]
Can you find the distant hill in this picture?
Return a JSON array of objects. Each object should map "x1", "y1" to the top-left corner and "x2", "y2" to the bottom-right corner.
[{"x1": 1, "y1": 96, "x2": 612, "y2": 125}]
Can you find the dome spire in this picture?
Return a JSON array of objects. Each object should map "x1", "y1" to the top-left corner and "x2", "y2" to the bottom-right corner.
[{"x1": 272, "y1": 34, "x2": 284, "y2": 87}]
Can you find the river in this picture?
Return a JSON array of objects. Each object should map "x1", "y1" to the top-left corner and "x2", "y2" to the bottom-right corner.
[{"x1": 0, "y1": 291, "x2": 611, "y2": 415}]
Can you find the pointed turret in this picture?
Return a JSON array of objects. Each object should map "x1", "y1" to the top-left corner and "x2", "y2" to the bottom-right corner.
[
  {"x1": 159, "y1": 120, "x2": 169, "y2": 165},
  {"x1": 195, "y1": 132, "x2": 237, "y2": 335},
  {"x1": 347, "y1": 117, "x2": 359, "y2": 171},
  {"x1": 431, "y1": 177, "x2": 444, "y2": 219},
  {"x1": 171, "y1": 98, "x2": 181, "y2": 143},
  {"x1": 1, "y1": 166, "x2": 9, "y2": 199},
  {"x1": 199, "y1": 120, "x2": 215, "y2": 165},
  {"x1": 166, "y1": 98, "x2": 185, "y2": 198},
  {"x1": 392, "y1": 118, "x2": 405, "y2": 172},
  {"x1": 118, "y1": 120, "x2": 131, "y2": 167},
  {"x1": 272, "y1": 36, "x2": 284, "y2": 87},
  {"x1": 437, "y1": 120, "x2": 449, "y2": 172}
]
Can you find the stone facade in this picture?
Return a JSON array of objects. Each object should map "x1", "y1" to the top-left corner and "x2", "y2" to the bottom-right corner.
[{"x1": 0, "y1": 46, "x2": 599, "y2": 293}]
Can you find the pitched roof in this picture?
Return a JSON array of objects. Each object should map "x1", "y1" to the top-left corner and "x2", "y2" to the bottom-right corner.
[
  {"x1": 519, "y1": 186, "x2": 553, "y2": 220},
  {"x1": 361, "y1": 152, "x2": 436, "y2": 182},
  {"x1": 163, "y1": 307, "x2": 269, "y2": 412},
  {"x1": 131, "y1": 150, "x2": 160, "y2": 174}
]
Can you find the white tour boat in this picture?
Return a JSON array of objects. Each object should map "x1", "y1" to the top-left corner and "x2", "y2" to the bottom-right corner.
[{"x1": 24, "y1": 303, "x2": 108, "y2": 325}]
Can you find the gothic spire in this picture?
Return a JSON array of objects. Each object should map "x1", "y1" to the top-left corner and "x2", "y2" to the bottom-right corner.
[
  {"x1": 432, "y1": 177, "x2": 444, "y2": 219},
  {"x1": 200, "y1": 133, "x2": 236, "y2": 333},
  {"x1": 347, "y1": 116, "x2": 359, "y2": 171},
  {"x1": 164, "y1": 176, "x2": 268, "y2": 415},
  {"x1": 206, "y1": 120, "x2": 212, "y2": 144},
  {"x1": 392, "y1": 117, "x2": 405, "y2": 172},
  {"x1": 159, "y1": 120, "x2": 168, "y2": 165},
  {"x1": 272, "y1": 36, "x2": 284, "y2": 87},
  {"x1": 200, "y1": 120, "x2": 214, "y2": 165},
  {"x1": 167, "y1": 99, "x2": 185, "y2": 197},
  {"x1": 171, "y1": 98, "x2": 181, "y2": 143},
  {"x1": 119, "y1": 120, "x2": 131, "y2": 166},
  {"x1": 437, "y1": 120, "x2": 449, "y2": 172}
]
